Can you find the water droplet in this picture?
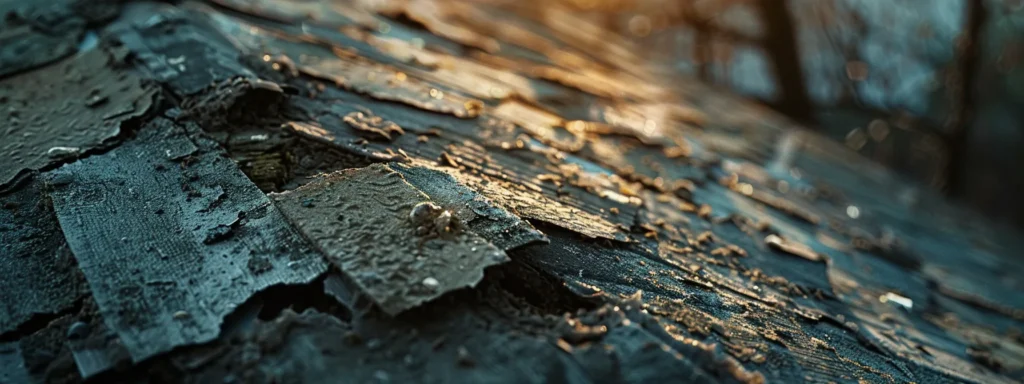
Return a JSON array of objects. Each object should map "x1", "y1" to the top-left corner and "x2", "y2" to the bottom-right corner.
[{"x1": 422, "y1": 277, "x2": 439, "y2": 288}]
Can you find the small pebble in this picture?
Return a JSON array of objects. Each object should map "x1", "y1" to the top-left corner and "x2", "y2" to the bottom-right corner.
[{"x1": 410, "y1": 202, "x2": 440, "y2": 222}]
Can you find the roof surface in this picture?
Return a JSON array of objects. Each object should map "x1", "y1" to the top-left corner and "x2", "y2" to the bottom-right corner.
[{"x1": 1, "y1": 1, "x2": 1023, "y2": 383}]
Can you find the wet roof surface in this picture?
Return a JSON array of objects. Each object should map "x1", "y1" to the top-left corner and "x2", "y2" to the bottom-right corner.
[{"x1": 1, "y1": 0, "x2": 1023, "y2": 383}]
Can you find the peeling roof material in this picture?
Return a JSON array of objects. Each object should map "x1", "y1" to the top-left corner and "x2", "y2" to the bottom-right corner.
[
  {"x1": 272, "y1": 163, "x2": 510, "y2": 315},
  {"x1": 46, "y1": 118, "x2": 327, "y2": 361},
  {"x1": 0, "y1": 48, "x2": 154, "y2": 186},
  {"x1": 0, "y1": 178, "x2": 84, "y2": 336}
]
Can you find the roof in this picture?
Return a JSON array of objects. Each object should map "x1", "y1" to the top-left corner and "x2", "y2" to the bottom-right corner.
[{"x1": 1, "y1": 0, "x2": 1022, "y2": 383}]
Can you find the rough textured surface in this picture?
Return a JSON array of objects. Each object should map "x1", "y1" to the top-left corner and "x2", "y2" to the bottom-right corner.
[
  {"x1": 0, "y1": 343, "x2": 30, "y2": 384},
  {"x1": 47, "y1": 117, "x2": 327, "y2": 361},
  {"x1": 1, "y1": 0, "x2": 1023, "y2": 383},
  {"x1": 272, "y1": 164, "x2": 510, "y2": 315},
  {"x1": 104, "y1": 2, "x2": 257, "y2": 97},
  {"x1": 149, "y1": 265, "x2": 766, "y2": 384},
  {"x1": 0, "y1": 48, "x2": 154, "y2": 186},
  {"x1": 0, "y1": 178, "x2": 84, "y2": 337},
  {"x1": 0, "y1": 0, "x2": 107, "y2": 79}
]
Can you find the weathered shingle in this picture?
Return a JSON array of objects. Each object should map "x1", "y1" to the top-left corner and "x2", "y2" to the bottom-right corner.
[
  {"x1": 272, "y1": 164, "x2": 510, "y2": 315},
  {"x1": 0, "y1": 48, "x2": 154, "y2": 186},
  {"x1": 0, "y1": 178, "x2": 84, "y2": 337},
  {"x1": 47, "y1": 117, "x2": 327, "y2": 361}
]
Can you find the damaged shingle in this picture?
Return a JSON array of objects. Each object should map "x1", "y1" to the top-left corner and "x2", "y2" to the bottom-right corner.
[
  {"x1": 452, "y1": 167, "x2": 629, "y2": 242},
  {"x1": 0, "y1": 178, "x2": 84, "y2": 337},
  {"x1": 272, "y1": 164, "x2": 510, "y2": 315},
  {"x1": 46, "y1": 117, "x2": 327, "y2": 362},
  {"x1": 9, "y1": 298, "x2": 134, "y2": 381},
  {"x1": 299, "y1": 58, "x2": 485, "y2": 119},
  {"x1": 0, "y1": 48, "x2": 154, "y2": 186},
  {"x1": 0, "y1": 0, "x2": 96, "y2": 79},
  {"x1": 169, "y1": 278, "x2": 764, "y2": 384},
  {"x1": 343, "y1": 111, "x2": 405, "y2": 141},
  {"x1": 105, "y1": 2, "x2": 256, "y2": 96},
  {"x1": 178, "y1": 77, "x2": 287, "y2": 130}
]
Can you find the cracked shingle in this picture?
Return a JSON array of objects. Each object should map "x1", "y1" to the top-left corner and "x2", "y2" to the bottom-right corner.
[
  {"x1": 46, "y1": 117, "x2": 327, "y2": 361},
  {"x1": 0, "y1": 48, "x2": 155, "y2": 186}
]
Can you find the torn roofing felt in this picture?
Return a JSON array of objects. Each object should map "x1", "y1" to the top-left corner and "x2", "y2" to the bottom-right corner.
[
  {"x1": 0, "y1": 48, "x2": 155, "y2": 187},
  {"x1": 45, "y1": 117, "x2": 327, "y2": 361},
  {"x1": 271, "y1": 163, "x2": 510, "y2": 315}
]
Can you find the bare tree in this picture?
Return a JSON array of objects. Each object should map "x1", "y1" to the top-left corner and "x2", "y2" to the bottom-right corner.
[{"x1": 755, "y1": 0, "x2": 815, "y2": 124}]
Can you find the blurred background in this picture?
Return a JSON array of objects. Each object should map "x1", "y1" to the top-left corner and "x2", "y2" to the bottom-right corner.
[{"x1": 536, "y1": 0, "x2": 1024, "y2": 229}]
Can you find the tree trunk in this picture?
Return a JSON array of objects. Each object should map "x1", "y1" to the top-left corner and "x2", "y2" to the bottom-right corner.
[
  {"x1": 943, "y1": 0, "x2": 987, "y2": 195},
  {"x1": 755, "y1": 0, "x2": 816, "y2": 125}
]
